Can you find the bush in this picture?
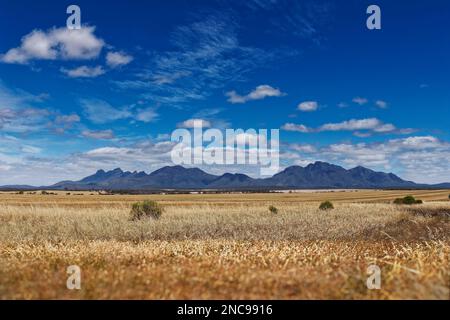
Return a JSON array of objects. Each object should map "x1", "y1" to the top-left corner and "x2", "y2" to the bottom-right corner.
[
  {"x1": 269, "y1": 205, "x2": 278, "y2": 214},
  {"x1": 393, "y1": 195, "x2": 423, "y2": 205},
  {"x1": 402, "y1": 195, "x2": 417, "y2": 205},
  {"x1": 130, "y1": 201, "x2": 163, "y2": 221},
  {"x1": 319, "y1": 201, "x2": 334, "y2": 210}
]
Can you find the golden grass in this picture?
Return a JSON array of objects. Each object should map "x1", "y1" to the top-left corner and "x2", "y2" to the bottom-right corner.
[
  {"x1": 1, "y1": 189, "x2": 449, "y2": 207},
  {"x1": 0, "y1": 193, "x2": 449, "y2": 300}
]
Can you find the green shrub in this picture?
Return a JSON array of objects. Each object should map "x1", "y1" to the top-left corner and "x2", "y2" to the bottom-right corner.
[
  {"x1": 393, "y1": 195, "x2": 422, "y2": 205},
  {"x1": 319, "y1": 201, "x2": 334, "y2": 210},
  {"x1": 269, "y1": 205, "x2": 278, "y2": 214},
  {"x1": 130, "y1": 201, "x2": 163, "y2": 221},
  {"x1": 402, "y1": 195, "x2": 417, "y2": 205}
]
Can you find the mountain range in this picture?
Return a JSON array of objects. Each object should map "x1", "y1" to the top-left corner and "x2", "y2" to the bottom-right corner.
[{"x1": 2, "y1": 161, "x2": 449, "y2": 191}]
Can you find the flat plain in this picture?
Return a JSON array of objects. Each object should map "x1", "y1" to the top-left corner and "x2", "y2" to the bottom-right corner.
[{"x1": 0, "y1": 190, "x2": 449, "y2": 299}]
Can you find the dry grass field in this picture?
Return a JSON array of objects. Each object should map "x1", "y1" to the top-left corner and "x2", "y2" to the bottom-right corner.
[{"x1": 0, "y1": 190, "x2": 449, "y2": 299}]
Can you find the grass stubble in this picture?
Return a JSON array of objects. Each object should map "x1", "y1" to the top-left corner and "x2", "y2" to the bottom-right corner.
[{"x1": 0, "y1": 192, "x2": 448, "y2": 300}]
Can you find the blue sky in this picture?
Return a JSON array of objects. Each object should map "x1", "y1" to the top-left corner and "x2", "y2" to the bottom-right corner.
[{"x1": 0, "y1": 0, "x2": 449, "y2": 185}]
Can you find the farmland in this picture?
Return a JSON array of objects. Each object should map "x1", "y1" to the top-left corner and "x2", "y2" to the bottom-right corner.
[{"x1": 0, "y1": 190, "x2": 449, "y2": 299}]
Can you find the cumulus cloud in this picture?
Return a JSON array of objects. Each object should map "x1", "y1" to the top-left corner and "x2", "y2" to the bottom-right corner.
[
  {"x1": 289, "y1": 143, "x2": 317, "y2": 153},
  {"x1": 1, "y1": 26, "x2": 104, "y2": 64},
  {"x1": 389, "y1": 136, "x2": 443, "y2": 149},
  {"x1": 2, "y1": 133, "x2": 449, "y2": 185},
  {"x1": 55, "y1": 114, "x2": 80, "y2": 124},
  {"x1": 106, "y1": 51, "x2": 133, "y2": 68},
  {"x1": 297, "y1": 101, "x2": 318, "y2": 112},
  {"x1": 319, "y1": 118, "x2": 393, "y2": 132},
  {"x1": 135, "y1": 108, "x2": 158, "y2": 123},
  {"x1": 285, "y1": 135, "x2": 450, "y2": 183},
  {"x1": 0, "y1": 138, "x2": 177, "y2": 185},
  {"x1": 61, "y1": 65, "x2": 105, "y2": 78},
  {"x1": 53, "y1": 113, "x2": 81, "y2": 133},
  {"x1": 352, "y1": 97, "x2": 368, "y2": 105},
  {"x1": 81, "y1": 129, "x2": 115, "y2": 139},
  {"x1": 177, "y1": 118, "x2": 212, "y2": 128},
  {"x1": 281, "y1": 123, "x2": 311, "y2": 133},
  {"x1": 226, "y1": 85, "x2": 285, "y2": 104},
  {"x1": 375, "y1": 100, "x2": 388, "y2": 108},
  {"x1": 282, "y1": 118, "x2": 401, "y2": 135}
]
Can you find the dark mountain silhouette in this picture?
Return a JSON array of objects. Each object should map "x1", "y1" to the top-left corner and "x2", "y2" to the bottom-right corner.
[
  {"x1": 262, "y1": 162, "x2": 415, "y2": 188},
  {"x1": 31, "y1": 161, "x2": 450, "y2": 190}
]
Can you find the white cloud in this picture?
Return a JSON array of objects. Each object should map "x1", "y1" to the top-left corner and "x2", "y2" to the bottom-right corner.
[
  {"x1": 282, "y1": 118, "x2": 407, "y2": 135},
  {"x1": 21, "y1": 145, "x2": 42, "y2": 154},
  {"x1": 373, "y1": 123, "x2": 396, "y2": 133},
  {"x1": 389, "y1": 136, "x2": 442, "y2": 149},
  {"x1": 289, "y1": 143, "x2": 317, "y2": 153},
  {"x1": 330, "y1": 137, "x2": 450, "y2": 183},
  {"x1": 285, "y1": 135, "x2": 450, "y2": 183},
  {"x1": 1, "y1": 133, "x2": 449, "y2": 185},
  {"x1": 61, "y1": 65, "x2": 105, "y2": 78},
  {"x1": 319, "y1": 118, "x2": 389, "y2": 131},
  {"x1": 1, "y1": 26, "x2": 104, "y2": 64},
  {"x1": 177, "y1": 118, "x2": 212, "y2": 128},
  {"x1": 297, "y1": 101, "x2": 318, "y2": 112},
  {"x1": 0, "y1": 82, "x2": 51, "y2": 133},
  {"x1": 80, "y1": 99, "x2": 160, "y2": 124},
  {"x1": 136, "y1": 108, "x2": 158, "y2": 123},
  {"x1": 226, "y1": 85, "x2": 285, "y2": 104},
  {"x1": 55, "y1": 114, "x2": 80, "y2": 124},
  {"x1": 106, "y1": 51, "x2": 133, "y2": 68},
  {"x1": 281, "y1": 123, "x2": 311, "y2": 133},
  {"x1": 81, "y1": 129, "x2": 115, "y2": 140},
  {"x1": 375, "y1": 100, "x2": 388, "y2": 108},
  {"x1": 80, "y1": 99, "x2": 131, "y2": 124},
  {"x1": 352, "y1": 97, "x2": 368, "y2": 105}
]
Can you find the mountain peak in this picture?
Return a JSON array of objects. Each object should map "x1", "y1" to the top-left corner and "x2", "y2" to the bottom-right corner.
[{"x1": 45, "y1": 162, "x2": 439, "y2": 190}]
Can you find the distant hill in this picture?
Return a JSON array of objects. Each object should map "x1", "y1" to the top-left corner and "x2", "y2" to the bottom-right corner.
[
  {"x1": 0, "y1": 185, "x2": 38, "y2": 191},
  {"x1": 10, "y1": 161, "x2": 446, "y2": 191}
]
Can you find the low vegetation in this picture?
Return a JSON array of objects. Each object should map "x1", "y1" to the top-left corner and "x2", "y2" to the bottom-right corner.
[
  {"x1": 319, "y1": 200, "x2": 334, "y2": 210},
  {"x1": 268, "y1": 205, "x2": 278, "y2": 214},
  {"x1": 394, "y1": 195, "x2": 423, "y2": 205},
  {"x1": 130, "y1": 200, "x2": 163, "y2": 220}
]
